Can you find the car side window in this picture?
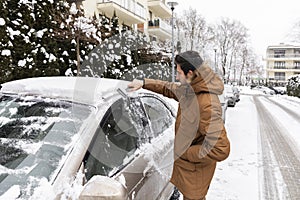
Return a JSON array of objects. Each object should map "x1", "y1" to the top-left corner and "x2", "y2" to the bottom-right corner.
[
  {"x1": 141, "y1": 96, "x2": 173, "y2": 136},
  {"x1": 83, "y1": 98, "x2": 139, "y2": 180}
]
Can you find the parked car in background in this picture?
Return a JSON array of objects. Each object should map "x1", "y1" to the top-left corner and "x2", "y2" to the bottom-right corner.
[
  {"x1": 252, "y1": 86, "x2": 275, "y2": 95},
  {"x1": 232, "y1": 86, "x2": 240, "y2": 102},
  {"x1": 0, "y1": 77, "x2": 177, "y2": 200},
  {"x1": 268, "y1": 86, "x2": 286, "y2": 95},
  {"x1": 218, "y1": 93, "x2": 228, "y2": 122},
  {"x1": 224, "y1": 85, "x2": 236, "y2": 107}
]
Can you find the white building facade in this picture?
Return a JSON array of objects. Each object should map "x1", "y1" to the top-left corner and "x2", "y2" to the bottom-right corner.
[{"x1": 266, "y1": 44, "x2": 300, "y2": 86}]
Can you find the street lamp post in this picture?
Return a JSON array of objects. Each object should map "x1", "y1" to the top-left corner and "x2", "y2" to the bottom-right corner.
[{"x1": 167, "y1": 1, "x2": 178, "y2": 82}]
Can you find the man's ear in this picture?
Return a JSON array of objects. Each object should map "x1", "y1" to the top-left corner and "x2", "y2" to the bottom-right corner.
[{"x1": 187, "y1": 70, "x2": 194, "y2": 78}]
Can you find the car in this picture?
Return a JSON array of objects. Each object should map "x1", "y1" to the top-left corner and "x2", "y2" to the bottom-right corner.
[
  {"x1": 232, "y1": 86, "x2": 240, "y2": 102},
  {"x1": 0, "y1": 77, "x2": 178, "y2": 200},
  {"x1": 253, "y1": 86, "x2": 275, "y2": 95},
  {"x1": 218, "y1": 93, "x2": 228, "y2": 122},
  {"x1": 224, "y1": 85, "x2": 236, "y2": 107},
  {"x1": 274, "y1": 87, "x2": 286, "y2": 95},
  {"x1": 268, "y1": 86, "x2": 286, "y2": 95}
]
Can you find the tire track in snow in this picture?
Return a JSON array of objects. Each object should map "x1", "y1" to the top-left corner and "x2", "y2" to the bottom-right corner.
[
  {"x1": 267, "y1": 97, "x2": 300, "y2": 120},
  {"x1": 254, "y1": 96, "x2": 300, "y2": 200}
]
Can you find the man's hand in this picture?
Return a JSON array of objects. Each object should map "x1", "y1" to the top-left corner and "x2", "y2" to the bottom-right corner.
[{"x1": 127, "y1": 79, "x2": 144, "y2": 91}]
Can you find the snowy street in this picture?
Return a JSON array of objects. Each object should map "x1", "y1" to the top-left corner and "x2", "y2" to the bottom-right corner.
[
  {"x1": 254, "y1": 96, "x2": 300, "y2": 199},
  {"x1": 206, "y1": 89, "x2": 300, "y2": 200}
]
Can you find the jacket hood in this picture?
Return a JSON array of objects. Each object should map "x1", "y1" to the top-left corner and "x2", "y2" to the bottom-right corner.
[{"x1": 190, "y1": 64, "x2": 224, "y2": 95}]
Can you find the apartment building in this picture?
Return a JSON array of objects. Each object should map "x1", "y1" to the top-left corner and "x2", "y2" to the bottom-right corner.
[
  {"x1": 265, "y1": 43, "x2": 300, "y2": 86},
  {"x1": 78, "y1": 0, "x2": 173, "y2": 41}
]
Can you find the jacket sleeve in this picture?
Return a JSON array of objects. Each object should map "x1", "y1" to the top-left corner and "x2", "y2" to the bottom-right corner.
[{"x1": 143, "y1": 78, "x2": 181, "y2": 101}]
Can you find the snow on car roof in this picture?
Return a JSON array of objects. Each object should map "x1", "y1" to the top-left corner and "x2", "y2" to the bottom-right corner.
[{"x1": 0, "y1": 76, "x2": 130, "y2": 105}]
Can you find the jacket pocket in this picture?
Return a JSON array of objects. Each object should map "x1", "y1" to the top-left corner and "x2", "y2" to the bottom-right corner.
[{"x1": 174, "y1": 157, "x2": 196, "y2": 171}]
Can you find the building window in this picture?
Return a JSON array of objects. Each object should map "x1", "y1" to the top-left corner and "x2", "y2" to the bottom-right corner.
[
  {"x1": 294, "y1": 61, "x2": 300, "y2": 69},
  {"x1": 274, "y1": 72, "x2": 285, "y2": 80},
  {"x1": 274, "y1": 50, "x2": 285, "y2": 58},
  {"x1": 295, "y1": 49, "x2": 300, "y2": 57},
  {"x1": 274, "y1": 61, "x2": 286, "y2": 69}
]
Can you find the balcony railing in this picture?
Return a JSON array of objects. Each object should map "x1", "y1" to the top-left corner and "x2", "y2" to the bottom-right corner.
[
  {"x1": 267, "y1": 53, "x2": 300, "y2": 58},
  {"x1": 273, "y1": 66, "x2": 286, "y2": 69},
  {"x1": 98, "y1": 0, "x2": 146, "y2": 20},
  {"x1": 274, "y1": 76, "x2": 286, "y2": 81},
  {"x1": 147, "y1": 18, "x2": 171, "y2": 40},
  {"x1": 268, "y1": 63, "x2": 300, "y2": 69},
  {"x1": 148, "y1": 18, "x2": 171, "y2": 33}
]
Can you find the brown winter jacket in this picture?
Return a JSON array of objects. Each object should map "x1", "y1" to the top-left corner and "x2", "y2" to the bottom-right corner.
[{"x1": 143, "y1": 64, "x2": 230, "y2": 199}]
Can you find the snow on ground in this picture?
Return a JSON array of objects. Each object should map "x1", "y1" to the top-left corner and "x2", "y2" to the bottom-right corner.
[
  {"x1": 260, "y1": 96, "x2": 300, "y2": 151},
  {"x1": 206, "y1": 86, "x2": 300, "y2": 200},
  {"x1": 207, "y1": 93, "x2": 261, "y2": 200}
]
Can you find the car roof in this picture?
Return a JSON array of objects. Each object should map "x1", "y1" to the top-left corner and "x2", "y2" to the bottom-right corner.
[{"x1": 0, "y1": 76, "x2": 131, "y2": 105}]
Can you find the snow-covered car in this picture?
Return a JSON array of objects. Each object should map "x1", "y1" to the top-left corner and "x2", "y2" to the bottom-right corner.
[
  {"x1": 218, "y1": 93, "x2": 228, "y2": 122},
  {"x1": 0, "y1": 77, "x2": 177, "y2": 200},
  {"x1": 268, "y1": 86, "x2": 286, "y2": 95},
  {"x1": 232, "y1": 86, "x2": 240, "y2": 102},
  {"x1": 252, "y1": 86, "x2": 275, "y2": 95},
  {"x1": 224, "y1": 85, "x2": 236, "y2": 107}
]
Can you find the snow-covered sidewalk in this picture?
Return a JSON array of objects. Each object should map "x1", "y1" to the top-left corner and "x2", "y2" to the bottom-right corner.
[{"x1": 207, "y1": 94, "x2": 261, "y2": 199}]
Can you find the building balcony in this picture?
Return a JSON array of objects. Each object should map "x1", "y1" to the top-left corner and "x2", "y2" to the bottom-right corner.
[
  {"x1": 97, "y1": 0, "x2": 146, "y2": 25},
  {"x1": 266, "y1": 53, "x2": 300, "y2": 60},
  {"x1": 266, "y1": 67, "x2": 300, "y2": 73},
  {"x1": 147, "y1": 0, "x2": 172, "y2": 18},
  {"x1": 274, "y1": 76, "x2": 286, "y2": 81},
  {"x1": 147, "y1": 18, "x2": 172, "y2": 41}
]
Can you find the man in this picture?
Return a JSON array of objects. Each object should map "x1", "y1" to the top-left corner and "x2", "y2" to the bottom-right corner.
[{"x1": 128, "y1": 50, "x2": 230, "y2": 200}]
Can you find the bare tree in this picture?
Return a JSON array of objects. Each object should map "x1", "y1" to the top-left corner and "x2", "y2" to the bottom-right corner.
[
  {"x1": 176, "y1": 7, "x2": 213, "y2": 55},
  {"x1": 213, "y1": 18, "x2": 248, "y2": 81},
  {"x1": 240, "y1": 50, "x2": 263, "y2": 85},
  {"x1": 238, "y1": 45, "x2": 250, "y2": 85}
]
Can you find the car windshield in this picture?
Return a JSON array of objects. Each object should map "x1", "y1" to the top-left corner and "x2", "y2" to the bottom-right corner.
[{"x1": 0, "y1": 94, "x2": 93, "y2": 197}]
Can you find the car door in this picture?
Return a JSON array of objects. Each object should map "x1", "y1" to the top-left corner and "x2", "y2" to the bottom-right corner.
[
  {"x1": 80, "y1": 94, "x2": 175, "y2": 199},
  {"x1": 121, "y1": 94, "x2": 175, "y2": 200},
  {"x1": 81, "y1": 96, "x2": 154, "y2": 194},
  {"x1": 82, "y1": 97, "x2": 146, "y2": 180}
]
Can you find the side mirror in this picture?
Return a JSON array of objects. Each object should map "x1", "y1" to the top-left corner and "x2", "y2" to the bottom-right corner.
[{"x1": 79, "y1": 175, "x2": 128, "y2": 200}]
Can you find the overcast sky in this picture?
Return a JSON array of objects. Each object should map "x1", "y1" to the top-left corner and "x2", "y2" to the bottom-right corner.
[{"x1": 175, "y1": 0, "x2": 300, "y2": 56}]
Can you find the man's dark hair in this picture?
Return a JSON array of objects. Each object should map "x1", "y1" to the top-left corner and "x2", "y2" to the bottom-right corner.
[{"x1": 175, "y1": 51, "x2": 203, "y2": 75}]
